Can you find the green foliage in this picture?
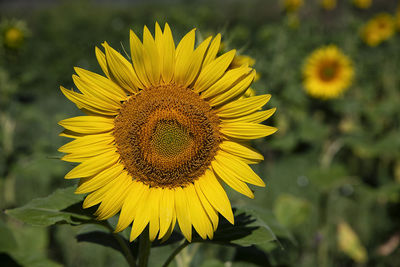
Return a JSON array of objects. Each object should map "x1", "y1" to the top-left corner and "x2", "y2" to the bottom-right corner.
[
  {"x1": 1, "y1": 0, "x2": 400, "y2": 266},
  {"x1": 6, "y1": 187, "x2": 88, "y2": 226}
]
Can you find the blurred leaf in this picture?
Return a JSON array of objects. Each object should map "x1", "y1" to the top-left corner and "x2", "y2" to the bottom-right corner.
[
  {"x1": 10, "y1": 253, "x2": 62, "y2": 267},
  {"x1": 0, "y1": 221, "x2": 17, "y2": 253},
  {"x1": 195, "y1": 207, "x2": 278, "y2": 249},
  {"x1": 337, "y1": 221, "x2": 368, "y2": 263},
  {"x1": 5, "y1": 186, "x2": 89, "y2": 226},
  {"x1": 307, "y1": 164, "x2": 350, "y2": 191},
  {"x1": 274, "y1": 194, "x2": 311, "y2": 229},
  {"x1": 6, "y1": 224, "x2": 62, "y2": 267},
  {"x1": 200, "y1": 258, "x2": 225, "y2": 267}
]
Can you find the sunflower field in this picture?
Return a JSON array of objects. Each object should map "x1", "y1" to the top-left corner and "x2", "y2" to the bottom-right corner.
[{"x1": 1, "y1": 0, "x2": 400, "y2": 266}]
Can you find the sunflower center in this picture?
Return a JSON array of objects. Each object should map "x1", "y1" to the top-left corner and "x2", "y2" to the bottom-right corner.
[
  {"x1": 113, "y1": 84, "x2": 221, "y2": 188},
  {"x1": 151, "y1": 120, "x2": 192, "y2": 158},
  {"x1": 319, "y1": 61, "x2": 339, "y2": 81}
]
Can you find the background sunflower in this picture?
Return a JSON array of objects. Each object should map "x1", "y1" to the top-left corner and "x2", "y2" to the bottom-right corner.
[{"x1": 302, "y1": 45, "x2": 354, "y2": 99}]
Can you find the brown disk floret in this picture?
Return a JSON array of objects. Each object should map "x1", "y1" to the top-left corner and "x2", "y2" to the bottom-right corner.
[
  {"x1": 113, "y1": 84, "x2": 221, "y2": 188},
  {"x1": 318, "y1": 60, "x2": 340, "y2": 82}
]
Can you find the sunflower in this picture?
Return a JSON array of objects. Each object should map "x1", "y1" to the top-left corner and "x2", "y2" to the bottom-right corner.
[
  {"x1": 58, "y1": 23, "x2": 276, "y2": 242},
  {"x1": 302, "y1": 45, "x2": 354, "y2": 99},
  {"x1": 360, "y1": 13, "x2": 395, "y2": 47},
  {"x1": 352, "y1": 0, "x2": 372, "y2": 9},
  {"x1": 0, "y1": 19, "x2": 28, "y2": 49},
  {"x1": 282, "y1": 0, "x2": 304, "y2": 13},
  {"x1": 321, "y1": 0, "x2": 336, "y2": 11}
]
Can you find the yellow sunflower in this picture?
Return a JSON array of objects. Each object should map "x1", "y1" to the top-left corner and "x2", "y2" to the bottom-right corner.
[
  {"x1": 282, "y1": 0, "x2": 304, "y2": 13},
  {"x1": 352, "y1": 0, "x2": 372, "y2": 9},
  {"x1": 360, "y1": 13, "x2": 396, "y2": 47},
  {"x1": 321, "y1": 0, "x2": 337, "y2": 10},
  {"x1": 302, "y1": 45, "x2": 354, "y2": 99},
  {"x1": 58, "y1": 23, "x2": 276, "y2": 242},
  {"x1": 1, "y1": 19, "x2": 28, "y2": 49}
]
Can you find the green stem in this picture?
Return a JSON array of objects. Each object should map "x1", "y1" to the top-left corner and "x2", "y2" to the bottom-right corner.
[
  {"x1": 162, "y1": 240, "x2": 190, "y2": 267},
  {"x1": 103, "y1": 221, "x2": 136, "y2": 267},
  {"x1": 138, "y1": 228, "x2": 151, "y2": 267},
  {"x1": 115, "y1": 232, "x2": 137, "y2": 267}
]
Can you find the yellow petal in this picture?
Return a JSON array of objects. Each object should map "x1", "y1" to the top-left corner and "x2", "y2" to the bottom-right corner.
[
  {"x1": 194, "y1": 49, "x2": 236, "y2": 93},
  {"x1": 83, "y1": 174, "x2": 122, "y2": 208},
  {"x1": 129, "y1": 29, "x2": 151, "y2": 88},
  {"x1": 216, "y1": 94, "x2": 271, "y2": 118},
  {"x1": 201, "y1": 66, "x2": 251, "y2": 99},
  {"x1": 161, "y1": 23, "x2": 175, "y2": 83},
  {"x1": 161, "y1": 211, "x2": 177, "y2": 243},
  {"x1": 72, "y1": 74, "x2": 123, "y2": 107},
  {"x1": 149, "y1": 187, "x2": 162, "y2": 241},
  {"x1": 60, "y1": 86, "x2": 119, "y2": 116},
  {"x1": 212, "y1": 160, "x2": 255, "y2": 198},
  {"x1": 64, "y1": 150, "x2": 119, "y2": 179},
  {"x1": 174, "y1": 29, "x2": 196, "y2": 86},
  {"x1": 103, "y1": 42, "x2": 142, "y2": 93},
  {"x1": 58, "y1": 133, "x2": 114, "y2": 153},
  {"x1": 215, "y1": 150, "x2": 266, "y2": 187},
  {"x1": 143, "y1": 26, "x2": 161, "y2": 86},
  {"x1": 95, "y1": 171, "x2": 132, "y2": 220},
  {"x1": 95, "y1": 46, "x2": 110, "y2": 78},
  {"x1": 115, "y1": 181, "x2": 149, "y2": 233},
  {"x1": 203, "y1": 34, "x2": 221, "y2": 67},
  {"x1": 74, "y1": 67, "x2": 127, "y2": 100},
  {"x1": 159, "y1": 188, "x2": 175, "y2": 239},
  {"x1": 174, "y1": 187, "x2": 192, "y2": 242},
  {"x1": 129, "y1": 188, "x2": 153, "y2": 241},
  {"x1": 221, "y1": 108, "x2": 276, "y2": 124},
  {"x1": 196, "y1": 169, "x2": 234, "y2": 224},
  {"x1": 61, "y1": 144, "x2": 114, "y2": 162},
  {"x1": 208, "y1": 70, "x2": 255, "y2": 107},
  {"x1": 220, "y1": 122, "x2": 277, "y2": 140},
  {"x1": 154, "y1": 22, "x2": 163, "y2": 55},
  {"x1": 181, "y1": 36, "x2": 212, "y2": 87},
  {"x1": 59, "y1": 129, "x2": 86, "y2": 139},
  {"x1": 58, "y1": 115, "x2": 115, "y2": 134},
  {"x1": 75, "y1": 163, "x2": 124, "y2": 194},
  {"x1": 184, "y1": 184, "x2": 214, "y2": 239},
  {"x1": 219, "y1": 141, "x2": 264, "y2": 162},
  {"x1": 194, "y1": 180, "x2": 219, "y2": 231}
]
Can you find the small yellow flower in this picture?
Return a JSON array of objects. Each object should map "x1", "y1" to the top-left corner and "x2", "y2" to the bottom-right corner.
[
  {"x1": 361, "y1": 13, "x2": 396, "y2": 47},
  {"x1": 230, "y1": 55, "x2": 256, "y2": 69},
  {"x1": 302, "y1": 45, "x2": 354, "y2": 99},
  {"x1": 321, "y1": 0, "x2": 337, "y2": 10},
  {"x1": 352, "y1": 0, "x2": 372, "y2": 9},
  {"x1": 282, "y1": 0, "x2": 304, "y2": 13},
  {"x1": 1, "y1": 19, "x2": 28, "y2": 50},
  {"x1": 4, "y1": 27, "x2": 24, "y2": 49},
  {"x1": 59, "y1": 23, "x2": 276, "y2": 242}
]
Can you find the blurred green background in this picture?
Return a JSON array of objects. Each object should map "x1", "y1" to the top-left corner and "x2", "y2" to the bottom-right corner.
[{"x1": 1, "y1": 0, "x2": 400, "y2": 266}]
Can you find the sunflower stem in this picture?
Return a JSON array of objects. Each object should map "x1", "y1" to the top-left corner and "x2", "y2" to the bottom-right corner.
[
  {"x1": 138, "y1": 228, "x2": 151, "y2": 267},
  {"x1": 161, "y1": 240, "x2": 190, "y2": 267},
  {"x1": 102, "y1": 221, "x2": 137, "y2": 267}
]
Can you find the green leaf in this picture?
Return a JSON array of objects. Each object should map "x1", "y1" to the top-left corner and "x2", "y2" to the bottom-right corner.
[
  {"x1": 273, "y1": 194, "x2": 311, "y2": 229},
  {"x1": 5, "y1": 186, "x2": 90, "y2": 226},
  {"x1": 193, "y1": 207, "x2": 278, "y2": 248},
  {"x1": 307, "y1": 164, "x2": 351, "y2": 191},
  {"x1": 0, "y1": 221, "x2": 18, "y2": 253}
]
